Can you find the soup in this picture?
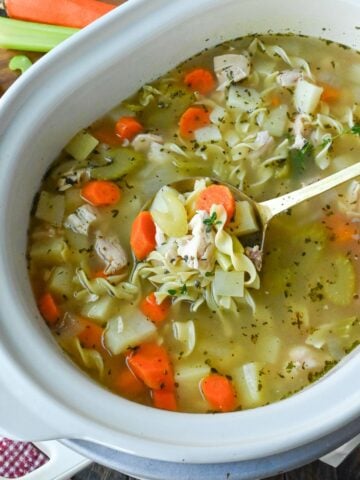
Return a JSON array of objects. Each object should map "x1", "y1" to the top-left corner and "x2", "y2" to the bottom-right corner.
[{"x1": 28, "y1": 35, "x2": 360, "y2": 413}]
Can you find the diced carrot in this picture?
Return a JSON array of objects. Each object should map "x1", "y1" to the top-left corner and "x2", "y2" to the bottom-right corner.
[
  {"x1": 195, "y1": 184, "x2": 235, "y2": 223},
  {"x1": 115, "y1": 116, "x2": 143, "y2": 141},
  {"x1": 127, "y1": 343, "x2": 175, "y2": 391},
  {"x1": 5, "y1": 0, "x2": 116, "y2": 29},
  {"x1": 320, "y1": 83, "x2": 341, "y2": 103},
  {"x1": 38, "y1": 292, "x2": 60, "y2": 326},
  {"x1": 130, "y1": 211, "x2": 156, "y2": 260},
  {"x1": 270, "y1": 95, "x2": 281, "y2": 107},
  {"x1": 92, "y1": 124, "x2": 123, "y2": 147},
  {"x1": 114, "y1": 367, "x2": 146, "y2": 397},
  {"x1": 81, "y1": 180, "x2": 121, "y2": 206},
  {"x1": 90, "y1": 269, "x2": 108, "y2": 279},
  {"x1": 179, "y1": 106, "x2": 210, "y2": 139},
  {"x1": 152, "y1": 389, "x2": 177, "y2": 411},
  {"x1": 184, "y1": 68, "x2": 216, "y2": 95},
  {"x1": 140, "y1": 292, "x2": 171, "y2": 325},
  {"x1": 78, "y1": 320, "x2": 104, "y2": 350},
  {"x1": 201, "y1": 374, "x2": 237, "y2": 412},
  {"x1": 323, "y1": 213, "x2": 359, "y2": 244}
]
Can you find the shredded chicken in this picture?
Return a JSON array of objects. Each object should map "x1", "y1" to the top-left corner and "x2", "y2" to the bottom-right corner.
[
  {"x1": 277, "y1": 69, "x2": 302, "y2": 87},
  {"x1": 132, "y1": 134, "x2": 163, "y2": 152},
  {"x1": 291, "y1": 114, "x2": 310, "y2": 150},
  {"x1": 57, "y1": 168, "x2": 89, "y2": 192},
  {"x1": 339, "y1": 180, "x2": 360, "y2": 218},
  {"x1": 287, "y1": 346, "x2": 321, "y2": 370},
  {"x1": 214, "y1": 53, "x2": 251, "y2": 91},
  {"x1": 64, "y1": 204, "x2": 98, "y2": 236},
  {"x1": 249, "y1": 131, "x2": 274, "y2": 160},
  {"x1": 177, "y1": 211, "x2": 215, "y2": 270},
  {"x1": 245, "y1": 245, "x2": 262, "y2": 271},
  {"x1": 94, "y1": 234, "x2": 128, "y2": 275}
]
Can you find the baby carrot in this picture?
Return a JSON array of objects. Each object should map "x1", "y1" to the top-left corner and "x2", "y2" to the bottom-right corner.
[
  {"x1": 38, "y1": 292, "x2": 60, "y2": 326},
  {"x1": 320, "y1": 83, "x2": 341, "y2": 103},
  {"x1": 195, "y1": 184, "x2": 235, "y2": 223},
  {"x1": 127, "y1": 343, "x2": 175, "y2": 391},
  {"x1": 201, "y1": 373, "x2": 237, "y2": 412},
  {"x1": 5, "y1": 0, "x2": 116, "y2": 29},
  {"x1": 78, "y1": 320, "x2": 104, "y2": 350},
  {"x1": 114, "y1": 367, "x2": 146, "y2": 397},
  {"x1": 184, "y1": 68, "x2": 216, "y2": 95},
  {"x1": 130, "y1": 211, "x2": 156, "y2": 260},
  {"x1": 179, "y1": 106, "x2": 210, "y2": 139},
  {"x1": 324, "y1": 213, "x2": 359, "y2": 244},
  {"x1": 152, "y1": 389, "x2": 177, "y2": 411},
  {"x1": 139, "y1": 292, "x2": 171, "y2": 325},
  {"x1": 81, "y1": 180, "x2": 121, "y2": 206},
  {"x1": 115, "y1": 116, "x2": 143, "y2": 141}
]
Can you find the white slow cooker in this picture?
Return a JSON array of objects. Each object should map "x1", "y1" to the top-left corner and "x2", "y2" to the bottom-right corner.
[{"x1": 0, "y1": 0, "x2": 359, "y2": 476}]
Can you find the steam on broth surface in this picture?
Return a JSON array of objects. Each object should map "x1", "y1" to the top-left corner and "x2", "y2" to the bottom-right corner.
[{"x1": 28, "y1": 35, "x2": 360, "y2": 413}]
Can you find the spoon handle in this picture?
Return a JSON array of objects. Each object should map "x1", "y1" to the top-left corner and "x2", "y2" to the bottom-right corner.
[{"x1": 259, "y1": 161, "x2": 360, "y2": 221}]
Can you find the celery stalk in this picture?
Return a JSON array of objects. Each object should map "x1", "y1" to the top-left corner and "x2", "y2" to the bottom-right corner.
[{"x1": 0, "y1": 17, "x2": 79, "y2": 52}]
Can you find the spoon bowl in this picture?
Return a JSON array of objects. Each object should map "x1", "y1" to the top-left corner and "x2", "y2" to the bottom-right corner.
[{"x1": 146, "y1": 160, "x2": 360, "y2": 269}]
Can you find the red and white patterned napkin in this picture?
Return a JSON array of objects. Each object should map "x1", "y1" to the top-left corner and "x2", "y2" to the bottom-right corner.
[{"x1": 0, "y1": 438, "x2": 48, "y2": 478}]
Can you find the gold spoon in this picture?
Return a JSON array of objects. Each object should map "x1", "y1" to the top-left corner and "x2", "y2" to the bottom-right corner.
[{"x1": 164, "y1": 161, "x2": 360, "y2": 268}]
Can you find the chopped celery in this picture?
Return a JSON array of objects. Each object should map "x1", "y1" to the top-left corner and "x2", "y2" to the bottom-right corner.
[
  {"x1": 0, "y1": 18, "x2": 79, "y2": 53},
  {"x1": 104, "y1": 311, "x2": 156, "y2": 355},
  {"x1": 8, "y1": 55, "x2": 32, "y2": 74},
  {"x1": 140, "y1": 84, "x2": 195, "y2": 129},
  {"x1": 91, "y1": 148, "x2": 145, "y2": 180},
  {"x1": 255, "y1": 335, "x2": 281, "y2": 363},
  {"x1": 65, "y1": 131, "x2": 99, "y2": 162},
  {"x1": 35, "y1": 191, "x2": 65, "y2": 226}
]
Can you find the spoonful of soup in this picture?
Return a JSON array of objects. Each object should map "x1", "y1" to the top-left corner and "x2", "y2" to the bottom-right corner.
[{"x1": 131, "y1": 161, "x2": 360, "y2": 271}]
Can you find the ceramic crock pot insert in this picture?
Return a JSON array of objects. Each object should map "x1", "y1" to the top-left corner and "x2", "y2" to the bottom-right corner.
[{"x1": 0, "y1": 0, "x2": 359, "y2": 465}]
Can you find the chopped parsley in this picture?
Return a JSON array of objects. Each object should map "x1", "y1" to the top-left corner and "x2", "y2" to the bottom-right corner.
[{"x1": 203, "y1": 212, "x2": 222, "y2": 232}]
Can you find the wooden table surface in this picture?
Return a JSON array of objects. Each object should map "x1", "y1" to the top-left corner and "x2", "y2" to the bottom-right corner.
[{"x1": 1, "y1": 5, "x2": 359, "y2": 480}]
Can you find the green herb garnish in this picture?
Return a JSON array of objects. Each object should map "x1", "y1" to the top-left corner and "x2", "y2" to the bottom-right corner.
[
  {"x1": 203, "y1": 212, "x2": 222, "y2": 232},
  {"x1": 289, "y1": 142, "x2": 314, "y2": 176},
  {"x1": 167, "y1": 289, "x2": 177, "y2": 296}
]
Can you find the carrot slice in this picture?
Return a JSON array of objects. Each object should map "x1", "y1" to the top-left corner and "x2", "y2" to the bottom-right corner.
[
  {"x1": 184, "y1": 68, "x2": 216, "y2": 95},
  {"x1": 270, "y1": 95, "x2": 281, "y2": 107},
  {"x1": 115, "y1": 116, "x2": 143, "y2": 141},
  {"x1": 140, "y1": 292, "x2": 171, "y2": 325},
  {"x1": 201, "y1": 374, "x2": 237, "y2": 412},
  {"x1": 324, "y1": 213, "x2": 359, "y2": 244},
  {"x1": 78, "y1": 320, "x2": 104, "y2": 350},
  {"x1": 81, "y1": 180, "x2": 121, "y2": 206},
  {"x1": 130, "y1": 211, "x2": 156, "y2": 260},
  {"x1": 90, "y1": 269, "x2": 108, "y2": 279},
  {"x1": 92, "y1": 124, "x2": 123, "y2": 147},
  {"x1": 114, "y1": 367, "x2": 146, "y2": 397},
  {"x1": 127, "y1": 343, "x2": 175, "y2": 391},
  {"x1": 152, "y1": 389, "x2": 177, "y2": 411},
  {"x1": 5, "y1": 0, "x2": 116, "y2": 28},
  {"x1": 38, "y1": 292, "x2": 60, "y2": 326},
  {"x1": 320, "y1": 83, "x2": 341, "y2": 103},
  {"x1": 195, "y1": 184, "x2": 235, "y2": 223},
  {"x1": 179, "y1": 106, "x2": 210, "y2": 139}
]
